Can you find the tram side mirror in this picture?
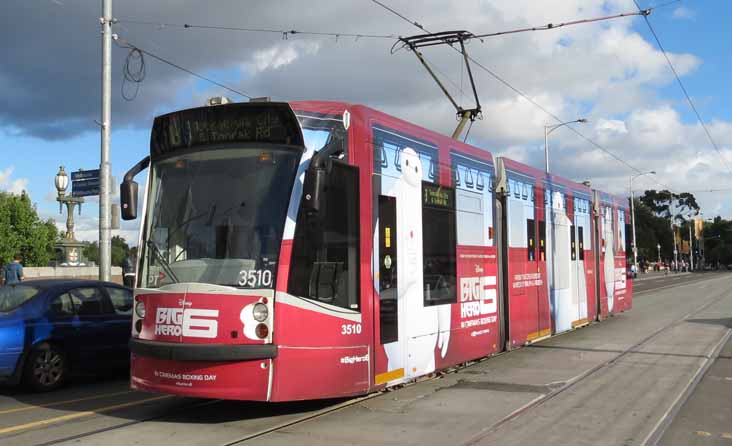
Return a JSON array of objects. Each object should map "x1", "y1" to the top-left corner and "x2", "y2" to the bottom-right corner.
[
  {"x1": 302, "y1": 166, "x2": 328, "y2": 214},
  {"x1": 120, "y1": 180, "x2": 139, "y2": 220},
  {"x1": 301, "y1": 127, "x2": 345, "y2": 215}
]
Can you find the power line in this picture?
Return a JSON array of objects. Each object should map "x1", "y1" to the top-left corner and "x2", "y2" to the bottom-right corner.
[
  {"x1": 631, "y1": 0, "x2": 732, "y2": 178},
  {"x1": 114, "y1": 36, "x2": 253, "y2": 99},
  {"x1": 685, "y1": 187, "x2": 732, "y2": 194},
  {"x1": 369, "y1": 0, "x2": 677, "y2": 192},
  {"x1": 471, "y1": 10, "x2": 650, "y2": 40},
  {"x1": 117, "y1": 19, "x2": 397, "y2": 40},
  {"x1": 647, "y1": 0, "x2": 683, "y2": 10},
  {"x1": 369, "y1": 0, "x2": 427, "y2": 32}
]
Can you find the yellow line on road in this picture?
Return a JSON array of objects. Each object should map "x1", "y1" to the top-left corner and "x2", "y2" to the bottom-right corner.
[
  {"x1": 0, "y1": 390, "x2": 133, "y2": 415},
  {"x1": 0, "y1": 395, "x2": 171, "y2": 436}
]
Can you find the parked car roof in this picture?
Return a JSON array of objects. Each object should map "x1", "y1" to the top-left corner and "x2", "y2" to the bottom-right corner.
[{"x1": 18, "y1": 279, "x2": 128, "y2": 290}]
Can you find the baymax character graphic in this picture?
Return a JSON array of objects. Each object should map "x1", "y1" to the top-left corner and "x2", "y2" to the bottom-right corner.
[
  {"x1": 546, "y1": 191, "x2": 574, "y2": 333},
  {"x1": 573, "y1": 221, "x2": 589, "y2": 323},
  {"x1": 382, "y1": 147, "x2": 451, "y2": 377},
  {"x1": 603, "y1": 208, "x2": 615, "y2": 312}
]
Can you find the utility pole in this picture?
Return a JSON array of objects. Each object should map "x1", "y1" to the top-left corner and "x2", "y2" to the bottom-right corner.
[
  {"x1": 544, "y1": 127, "x2": 549, "y2": 173},
  {"x1": 99, "y1": 0, "x2": 113, "y2": 281},
  {"x1": 544, "y1": 119, "x2": 587, "y2": 173},
  {"x1": 689, "y1": 223, "x2": 694, "y2": 271},
  {"x1": 629, "y1": 171, "x2": 655, "y2": 270}
]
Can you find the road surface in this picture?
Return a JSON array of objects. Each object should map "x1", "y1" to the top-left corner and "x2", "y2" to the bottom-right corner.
[{"x1": 1, "y1": 272, "x2": 729, "y2": 446}]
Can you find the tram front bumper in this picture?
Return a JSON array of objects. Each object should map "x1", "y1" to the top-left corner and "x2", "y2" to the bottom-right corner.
[
  {"x1": 129, "y1": 339, "x2": 275, "y2": 401},
  {"x1": 129, "y1": 338, "x2": 277, "y2": 361}
]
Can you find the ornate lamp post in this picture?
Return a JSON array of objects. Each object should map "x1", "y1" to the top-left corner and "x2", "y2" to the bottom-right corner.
[{"x1": 55, "y1": 166, "x2": 86, "y2": 266}]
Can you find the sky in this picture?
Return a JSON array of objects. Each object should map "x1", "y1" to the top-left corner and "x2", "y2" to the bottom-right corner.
[{"x1": 1, "y1": 0, "x2": 730, "y2": 245}]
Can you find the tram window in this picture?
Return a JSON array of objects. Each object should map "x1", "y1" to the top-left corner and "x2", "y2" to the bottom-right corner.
[
  {"x1": 526, "y1": 219, "x2": 536, "y2": 261},
  {"x1": 422, "y1": 182, "x2": 457, "y2": 306},
  {"x1": 539, "y1": 220, "x2": 546, "y2": 261},
  {"x1": 288, "y1": 162, "x2": 360, "y2": 311}
]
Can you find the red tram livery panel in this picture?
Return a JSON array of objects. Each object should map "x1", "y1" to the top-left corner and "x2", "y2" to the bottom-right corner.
[{"x1": 120, "y1": 99, "x2": 632, "y2": 401}]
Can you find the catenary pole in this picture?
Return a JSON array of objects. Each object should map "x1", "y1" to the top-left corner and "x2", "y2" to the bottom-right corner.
[
  {"x1": 629, "y1": 171, "x2": 655, "y2": 271},
  {"x1": 689, "y1": 223, "x2": 694, "y2": 271},
  {"x1": 99, "y1": 0, "x2": 112, "y2": 281},
  {"x1": 630, "y1": 178, "x2": 637, "y2": 269},
  {"x1": 544, "y1": 126, "x2": 549, "y2": 173}
]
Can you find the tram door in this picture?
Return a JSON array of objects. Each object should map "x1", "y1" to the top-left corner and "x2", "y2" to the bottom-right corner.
[
  {"x1": 376, "y1": 195, "x2": 404, "y2": 384},
  {"x1": 572, "y1": 199, "x2": 590, "y2": 327}
]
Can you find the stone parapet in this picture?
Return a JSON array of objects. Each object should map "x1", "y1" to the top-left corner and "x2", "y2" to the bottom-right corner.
[{"x1": 22, "y1": 266, "x2": 123, "y2": 285}]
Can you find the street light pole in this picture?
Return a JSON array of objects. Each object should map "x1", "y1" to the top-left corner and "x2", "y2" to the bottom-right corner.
[
  {"x1": 544, "y1": 118, "x2": 587, "y2": 173},
  {"x1": 657, "y1": 243, "x2": 661, "y2": 263},
  {"x1": 689, "y1": 223, "x2": 694, "y2": 271},
  {"x1": 629, "y1": 171, "x2": 656, "y2": 272},
  {"x1": 99, "y1": 0, "x2": 113, "y2": 281}
]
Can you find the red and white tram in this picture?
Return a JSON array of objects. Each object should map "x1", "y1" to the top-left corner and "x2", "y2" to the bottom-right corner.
[{"x1": 121, "y1": 99, "x2": 632, "y2": 401}]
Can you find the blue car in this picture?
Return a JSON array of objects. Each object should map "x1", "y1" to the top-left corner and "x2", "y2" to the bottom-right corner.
[{"x1": 0, "y1": 279, "x2": 132, "y2": 391}]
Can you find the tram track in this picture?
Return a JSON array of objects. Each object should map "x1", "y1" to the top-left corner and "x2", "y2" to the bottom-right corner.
[
  {"x1": 28, "y1": 397, "x2": 223, "y2": 446},
  {"x1": 458, "y1": 279, "x2": 732, "y2": 446},
  {"x1": 6, "y1": 274, "x2": 728, "y2": 446},
  {"x1": 215, "y1": 276, "x2": 732, "y2": 446}
]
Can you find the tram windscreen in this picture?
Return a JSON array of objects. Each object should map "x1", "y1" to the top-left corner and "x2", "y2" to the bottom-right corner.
[{"x1": 141, "y1": 147, "x2": 299, "y2": 289}]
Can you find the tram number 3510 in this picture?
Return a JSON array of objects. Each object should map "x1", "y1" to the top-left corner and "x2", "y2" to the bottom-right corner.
[
  {"x1": 237, "y1": 270, "x2": 273, "y2": 288},
  {"x1": 341, "y1": 323, "x2": 362, "y2": 335}
]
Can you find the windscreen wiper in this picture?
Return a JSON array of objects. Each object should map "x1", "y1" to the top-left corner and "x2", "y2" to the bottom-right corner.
[{"x1": 146, "y1": 240, "x2": 180, "y2": 284}]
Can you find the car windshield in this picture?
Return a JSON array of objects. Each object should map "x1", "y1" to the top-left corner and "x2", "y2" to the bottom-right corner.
[
  {"x1": 141, "y1": 147, "x2": 300, "y2": 288},
  {"x1": 0, "y1": 285, "x2": 40, "y2": 312}
]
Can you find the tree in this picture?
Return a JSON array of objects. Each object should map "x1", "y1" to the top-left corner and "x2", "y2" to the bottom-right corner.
[
  {"x1": 631, "y1": 198, "x2": 674, "y2": 261},
  {"x1": 0, "y1": 191, "x2": 58, "y2": 267},
  {"x1": 702, "y1": 217, "x2": 732, "y2": 267},
  {"x1": 640, "y1": 189, "x2": 700, "y2": 225},
  {"x1": 83, "y1": 235, "x2": 131, "y2": 267}
]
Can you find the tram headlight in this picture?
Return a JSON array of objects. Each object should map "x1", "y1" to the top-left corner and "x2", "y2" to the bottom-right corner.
[
  {"x1": 253, "y1": 303, "x2": 268, "y2": 322},
  {"x1": 135, "y1": 301, "x2": 146, "y2": 319}
]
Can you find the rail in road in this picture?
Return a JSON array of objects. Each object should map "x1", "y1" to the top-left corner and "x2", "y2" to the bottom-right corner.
[{"x1": 1, "y1": 272, "x2": 730, "y2": 446}]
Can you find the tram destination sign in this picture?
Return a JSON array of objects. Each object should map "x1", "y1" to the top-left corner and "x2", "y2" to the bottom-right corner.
[
  {"x1": 71, "y1": 169, "x2": 100, "y2": 197},
  {"x1": 422, "y1": 182, "x2": 454, "y2": 209},
  {"x1": 150, "y1": 102, "x2": 305, "y2": 158}
]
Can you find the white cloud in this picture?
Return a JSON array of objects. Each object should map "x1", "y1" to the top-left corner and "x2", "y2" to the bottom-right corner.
[
  {"x1": 3, "y1": 0, "x2": 730, "y2": 220},
  {"x1": 247, "y1": 41, "x2": 320, "y2": 73},
  {"x1": 672, "y1": 7, "x2": 695, "y2": 19},
  {"x1": 595, "y1": 119, "x2": 628, "y2": 134},
  {"x1": 0, "y1": 166, "x2": 29, "y2": 195},
  {"x1": 42, "y1": 206, "x2": 140, "y2": 246}
]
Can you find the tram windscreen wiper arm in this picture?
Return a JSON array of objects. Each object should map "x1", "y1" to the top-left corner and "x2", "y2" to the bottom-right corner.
[{"x1": 146, "y1": 240, "x2": 180, "y2": 284}]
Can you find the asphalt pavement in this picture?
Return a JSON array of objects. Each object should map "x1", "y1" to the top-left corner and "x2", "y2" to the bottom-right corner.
[{"x1": 0, "y1": 272, "x2": 729, "y2": 446}]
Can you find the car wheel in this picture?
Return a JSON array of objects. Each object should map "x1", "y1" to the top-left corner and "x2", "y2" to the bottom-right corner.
[{"x1": 24, "y1": 344, "x2": 68, "y2": 392}]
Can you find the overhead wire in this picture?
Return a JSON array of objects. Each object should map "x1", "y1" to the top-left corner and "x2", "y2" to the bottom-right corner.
[
  {"x1": 116, "y1": 19, "x2": 397, "y2": 40},
  {"x1": 631, "y1": 0, "x2": 732, "y2": 179},
  {"x1": 114, "y1": 36, "x2": 253, "y2": 100},
  {"x1": 646, "y1": 0, "x2": 683, "y2": 10},
  {"x1": 368, "y1": 0, "x2": 678, "y2": 192},
  {"x1": 470, "y1": 9, "x2": 650, "y2": 40},
  {"x1": 118, "y1": 16, "x2": 472, "y2": 114}
]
